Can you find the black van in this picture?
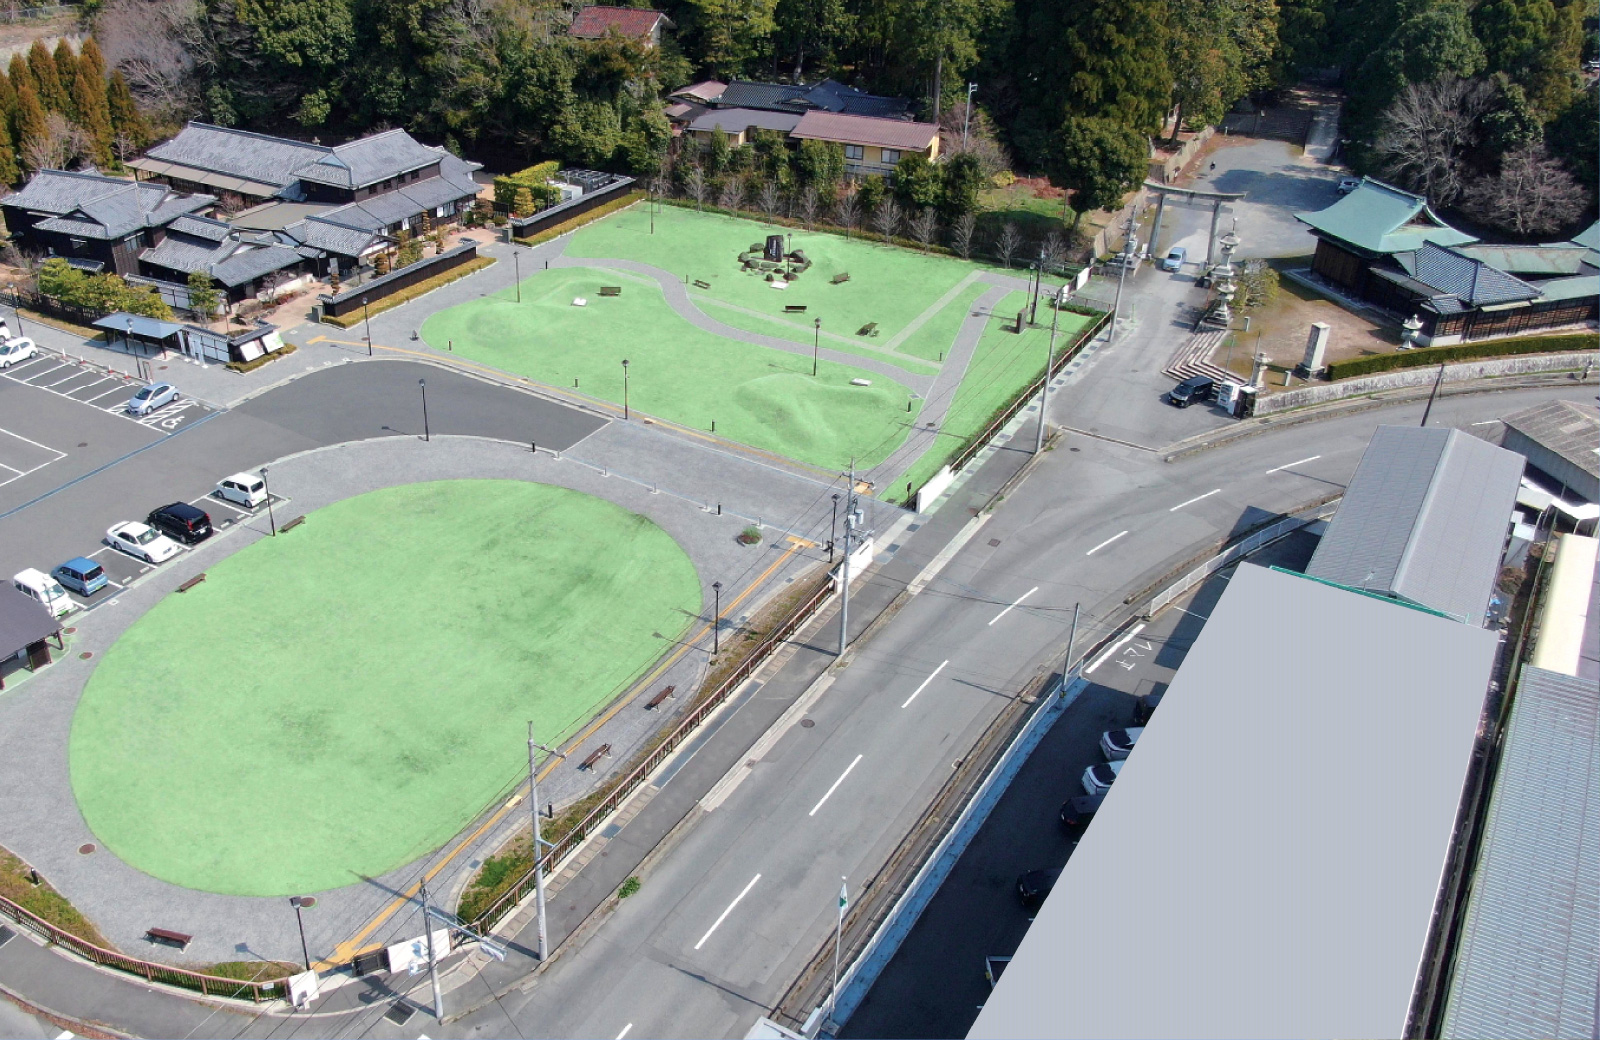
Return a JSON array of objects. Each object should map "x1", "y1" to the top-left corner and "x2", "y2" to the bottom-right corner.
[
  {"x1": 1166, "y1": 375, "x2": 1215, "y2": 408},
  {"x1": 147, "y1": 502, "x2": 213, "y2": 545}
]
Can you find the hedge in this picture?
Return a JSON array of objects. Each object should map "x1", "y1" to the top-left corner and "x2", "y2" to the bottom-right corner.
[
  {"x1": 1325, "y1": 332, "x2": 1598, "y2": 380},
  {"x1": 320, "y1": 256, "x2": 497, "y2": 328},
  {"x1": 494, "y1": 160, "x2": 562, "y2": 212},
  {"x1": 225, "y1": 342, "x2": 297, "y2": 373},
  {"x1": 513, "y1": 190, "x2": 647, "y2": 247}
]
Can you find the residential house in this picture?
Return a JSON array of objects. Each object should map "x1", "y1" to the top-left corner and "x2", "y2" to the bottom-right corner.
[
  {"x1": 1, "y1": 170, "x2": 212, "y2": 277},
  {"x1": 1296, "y1": 179, "x2": 1598, "y2": 344},
  {"x1": 682, "y1": 79, "x2": 912, "y2": 120},
  {"x1": 682, "y1": 108, "x2": 801, "y2": 149},
  {"x1": 137, "y1": 213, "x2": 316, "y2": 306},
  {"x1": 665, "y1": 80, "x2": 725, "y2": 126},
  {"x1": 790, "y1": 111, "x2": 940, "y2": 178},
  {"x1": 568, "y1": 5, "x2": 672, "y2": 48}
]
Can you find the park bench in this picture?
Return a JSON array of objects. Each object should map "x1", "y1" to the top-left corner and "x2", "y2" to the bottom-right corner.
[
  {"x1": 646, "y1": 685, "x2": 675, "y2": 710},
  {"x1": 145, "y1": 927, "x2": 192, "y2": 951},
  {"x1": 599, "y1": 286, "x2": 621, "y2": 297},
  {"x1": 282, "y1": 516, "x2": 306, "y2": 532},
  {"x1": 858, "y1": 322, "x2": 878, "y2": 337},
  {"x1": 784, "y1": 305, "x2": 807, "y2": 313},
  {"x1": 693, "y1": 280, "x2": 712, "y2": 289},
  {"x1": 177, "y1": 573, "x2": 206, "y2": 593},
  {"x1": 831, "y1": 272, "x2": 850, "y2": 285},
  {"x1": 579, "y1": 744, "x2": 612, "y2": 770}
]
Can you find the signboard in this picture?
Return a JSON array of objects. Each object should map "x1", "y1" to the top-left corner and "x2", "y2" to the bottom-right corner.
[
  {"x1": 385, "y1": 929, "x2": 451, "y2": 975},
  {"x1": 765, "y1": 235, "x2": 785, "y2": 263},
  {"x1": 287, "y1": 970, "x2": 320, "y2": 1009}
]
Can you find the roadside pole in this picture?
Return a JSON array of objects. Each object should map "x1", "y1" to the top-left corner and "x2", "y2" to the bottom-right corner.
[
  {"x1": 838, "y1": 462, "x2": 854, "y2": 656},
  {"x1": 528, "y1": 724, "x2": 566, "y2": 961},
  {"x1": 1109, "y1": 212, "x2": 1136, "y2": 346},
  {"x1": 1035, "y1": 290, "x2": 1060, "y2": 454},
  {"x1": 1061, "y1": 603, "x2": 1079, "y2": 698},
  {"x1": 421, "y1": 881, "x2": 444, "y2": 1019}
]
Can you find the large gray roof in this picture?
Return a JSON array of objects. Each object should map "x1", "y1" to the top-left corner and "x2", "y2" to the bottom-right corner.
[
  {"x1": 283, "y1": 216, "x2": 385, "y2": 259},
  {"x1": 293, "y1": 129, "x2": 444, "y2": 190},
  {"x1": 0, "y1": 584, "x2": 60, "y2": 656},
  {"x1": 141, "y1": 229, "x2": 306, "y2": 288},
  {"x1": 141, "y1": 123, "x2": 330, "y2": 192},
  {"x1": 1395, "y1": 242, "x2": 1541, "y2": 306},
  {"x1": 686, "y1": 107, "x2": 801, "y2": 134},
  {"x1": 1501, "y1": 400, "x2": 1600, "y2": 487},
  {"x1": 970, "y1": 563, "x2": 1499, "y2": 1040},
  {"x1": 713, "y1": 79, "x2": 910, "y2": 118},
  {"x1": 4, "y1": 170, "x2": 210, "y2": 239},
  {"x1": 1440, "y1": 663, "x2": 1599, "y2": 1039},
  {"x1": 1306, "y1": 426, "x2": 1524, "y2": 624}
]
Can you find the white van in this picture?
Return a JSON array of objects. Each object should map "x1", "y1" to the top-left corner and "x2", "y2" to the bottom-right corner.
[
  {"x1": 216, "y1": 472, "x2": 267, "y2": 508},
  {"x1": 13, "y1": 568, "x2": 75, "y2": 617}
]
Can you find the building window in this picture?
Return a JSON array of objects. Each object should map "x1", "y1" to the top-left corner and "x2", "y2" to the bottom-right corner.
[
  {"x1": 69, "y1": 237, "x2": 86, "y2": 250},
  {"x1": 435, "y1": 205, "x2": 450, "y2": 218},
  {"x1": 881, "y1": 149, "x2": 900, "y2": 164},
  {"x1": 844, "y1": 144, "x2": 864, "y2": 161},
  {"x1": 410, "y1": 170, "x2": 421, "y2": 181}
]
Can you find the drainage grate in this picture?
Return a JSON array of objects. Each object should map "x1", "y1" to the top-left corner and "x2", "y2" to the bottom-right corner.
[
  {"x1": 384, "y1": 1002, "x2": 417, "y2": 1026},
  {"x1": 0, "y1": 925, "x2": 14, "y2": 949},
  {"x1": 988, "y1": 539, "x2": 1002, "y2": 547}
]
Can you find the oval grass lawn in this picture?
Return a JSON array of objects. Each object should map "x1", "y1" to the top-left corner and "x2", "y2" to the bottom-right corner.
[{"x1": 69, "y1": 480, "x2": 700, "y2": 896}]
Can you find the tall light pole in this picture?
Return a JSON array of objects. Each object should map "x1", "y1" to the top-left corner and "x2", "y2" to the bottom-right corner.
[
  {"x1": 621, "y1": 359, "x2": 630, "y2": 420},
  {"x1": 418, "y1": 378, "x2": 430, "y2": 441},
  {"x1": 289, "y1": 896, "x2": 315, "y2": 971},
  {"x1": 712, "y1": 581, "x2": 722, "y2": 655},
  {"x1": 259, "y1": 467, "x2": 277, "y2": 536},
  {"x1": 513, "y1": 248, "x2": 522, "y2": 303},
  {"x1": 1030, "y1": 247, "x2": 1047, "y2": 326},
  {"x1": 1035, "y1": 287, "x2": 1060, "y2": 454},
  {"x1": 362, "y1": 296, "x2": 372, "y2": 356},
  {"x1": 527, "y1": 724, "x2": 566, "y2": 962},
  {"x1": 962, "y1": 83, "x2": 977, "y2": 149},
  {"x1": 812, "y1": 318, "x2": 822, "y2": 376}
]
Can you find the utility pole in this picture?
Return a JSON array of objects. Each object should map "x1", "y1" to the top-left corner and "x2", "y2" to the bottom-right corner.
[
  {"x1": 1109, "y1": 212, "x2": 1136, "y2": 346},
  {"x1": 1030, "y1": 247, "x2": 1046, "y2": 326},
  {"x1": 838, "y1": 461, "x2": 856, "y2": 657},
  {"x1": 420, "y1": 880, "x2": 444, "y2": 1019},
  {"x1": 1061, "y1": 602, "x2": 1079, "y2": 699},
  {"x1": 1035, "y1": 290, "x2": 1059, "y2": 454},
  {"x1": 962, "y1": 83, "x2": 977, "y2": 149},
  {"x1": 527, "y1": 724, "x2": 566, "y2": 961}
]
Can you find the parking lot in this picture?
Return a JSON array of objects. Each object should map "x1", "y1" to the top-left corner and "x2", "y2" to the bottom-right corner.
[
  {"x1": 1, "y1": 347, "x2": 217, "y2": 434},
  {"x1": 0, "y1": 426, "x2": 65, "y2": 490}
]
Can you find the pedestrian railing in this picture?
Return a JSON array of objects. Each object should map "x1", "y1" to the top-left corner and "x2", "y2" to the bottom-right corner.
[{"x1": 0, "y1": 893, "x2": 282, "y2": 1002}]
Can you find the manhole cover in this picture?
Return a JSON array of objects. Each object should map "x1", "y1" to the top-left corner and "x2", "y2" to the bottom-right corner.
[
  {"x1": 79, "y1": 651, "x2": 93, "y2": 660},
  {"x1": 800, "y1": 718, "x2": 815, "y2": 728},
  {"x1": 988, "y1": 538, "x2": 1001, "y2": 547},
  {"x1": 77, "y1": 442, "x2": 88, "y2": 448},
  {"x1": 78, "y1": 844, "x2": 95, "y2": 855},
  {"x1": 1070, "y1": 446, "x2": 1081, "y2": 452},
  {"x1": 64, "y1": 627, "x2": 76, "y2": 634}
]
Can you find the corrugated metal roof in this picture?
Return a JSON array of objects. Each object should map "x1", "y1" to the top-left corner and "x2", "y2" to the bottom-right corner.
[
  {"x1": 1306, "y1": 426, "x2": 1525, "y2": 624},
  {"x1": 1296, "y1": 177, "x2": 1478, "y2": 255},
  {"x1": 791, "y1": 111, "x2": 938, "y2": 150},
  {"x1": 970, "y1": 563, "x2": 1499, "y2": 1040},
  {"x1": 1501, "y1": 400, "x2": 1600, "y2": 483},
  {"x1": 1440, "y1": 663, "x2": 1599, "y2": 1040}
]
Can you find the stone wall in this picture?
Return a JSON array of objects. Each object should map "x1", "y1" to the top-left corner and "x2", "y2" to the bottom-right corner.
[{"x1": 1256, "y1": 353, "x2": 1595, "y2": 414}]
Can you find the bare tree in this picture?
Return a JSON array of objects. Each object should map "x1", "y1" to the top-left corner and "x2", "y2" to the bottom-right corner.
[
  {"x1": 1463, "y1": 145, "x2": 1590, "y2": 237},
  {"x1": 98, "y1": 0, "x2": 204, "y2": 117},
  {"x1": 910, "y1": 207, "x2": 939, "y2": 252},
  {"x1": 718, "y1": 175, "x2": 745, "y2": 212},
  {"x1": 757, "y1": 179, "x2": 781, "y2": 222},
  {"x1": 683, "y1": 165, "x2": 707, "y2": 210},
  {"x1": 1372, "y1": 76, "x2": 1493, "y2": 207},
  {"x1": 798, "y1": 185, "x2": 820, "y2": 229},
  {"x1": 834, "y1": 191, "x2": 860, "y2": 238},
  {"x1": 1041, "y1": 231, "x2": 1066, "y2": 273},
  {"x1": 22, "y1": 113, "x2": 87, "y2": 172},
  {"x1": 937, "y1": 104, "x2": 1013, "y2": 178},
  {"x1": 950, "y1": 212, "x2": 977, "y2": 259},
  {"x1": 871, "y1": 199, "x2": 903, "y2": 241},
  {"x1": 995, "y1": 222, "x2": 1022, "y2": 268}
]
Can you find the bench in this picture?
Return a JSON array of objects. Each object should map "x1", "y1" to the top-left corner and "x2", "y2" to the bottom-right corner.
[
  {"x1": 831, "y1": 272, "x2": 850, "y2": 285},
  {"x1": 693, "y1": 279, "x2": 712, "y2": 289},
  {"x1": 177, "y1": 573, "x2": 206, "y2": 593},
  {"x1": 579, "y1": 744, "x2": 612, "y2": 770},
  {"x1": 145, "y1": 927, "x2": 192, "y2": 951},
  {"x1": 858, "y1": 322, "x2": 878, "y2": 337},
  {"x1": 281, "y1": 515, "x2": 306, "y2": 532},
  {"x1": 599, "y1": 286, "x2": 621, "y2": 297},
  {"x1": 784, "y1": 305, "x2": 807, "y2": 314},
  {"x1": 646, "y1": 685, "x2": 676, "y2": 710}
]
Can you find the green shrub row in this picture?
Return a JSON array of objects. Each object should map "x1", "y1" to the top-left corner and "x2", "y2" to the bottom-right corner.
[
  {"x1": 224, "y1": 342, "x2": 298, "y2": 373},
  {"x1": 321, "y1": 256, "x2": 497, "y2": 328},
  {"x1": 494, "y1": 160, "x2": 563, "y2": 213},
  {"x1": 1325, "y1": 332, "x2": 1598, "y2": 380},
  {"x1": 37, "y1": 257, "x2": 172, "y2": 320},
  {"x1": 513, "y1": 190, "x2": 646, "y2": 247}
]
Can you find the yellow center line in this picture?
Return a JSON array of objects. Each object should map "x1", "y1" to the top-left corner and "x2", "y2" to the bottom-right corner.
[{"x1": 329, "y1": 538, "x2": 809, "y2": 962}]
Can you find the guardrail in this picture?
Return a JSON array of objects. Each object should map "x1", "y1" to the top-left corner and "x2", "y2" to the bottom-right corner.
[
  {"x1": 466, "y1": 575, "x2": 835, "y2": 932},
  {"x1": 1144, "y1": 501, "x2": 1339, "y2": 616},
  {"x1": 0, "y1": 892, "x2": 282, "y2": 1003}
]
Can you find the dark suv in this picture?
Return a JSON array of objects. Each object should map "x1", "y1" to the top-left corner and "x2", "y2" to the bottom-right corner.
[
  {"x1": 147, "y1": 502, "x2": 213, "y2": 545},
  {"x1": 1059, "y1": 791, "x2": 1106, "y2": 838},
  {"x1": 1166, "y1": 375, "x2": 1215, "y2": 408}
]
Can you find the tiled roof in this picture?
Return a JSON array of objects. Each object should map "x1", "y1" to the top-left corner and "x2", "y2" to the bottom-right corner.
[
  {"x1": 1296, "y1": 177, "x2": 1478, "y2": 255},
  {"x1": 790, "y1": 111, "x2": 938, "y2": 150},
  {"x1": 285, "y1": 218, "x2": 383, "y2": 259},
  {"x1": 140, "y1": 234, "x2": 223, "y2": 274},
  {"x1": 294, "y1": 129, "x2": 444, "y2": 190},
  {"x1": 5, "y1": 170, "x2": 210, "y2": 239},
  {"x1": 716, "y1": 81, "x2": 804, "y2": 112},
  {"x1": 167, "y1": 214, "x2": 232, "y2": 241},
  {"x1": 142, "y1": 229, "x2": 307, "y2": 287},
  {"x1": 210, "y1": 243, "x2": 304, "y2": 286},
  {"x1": 569, "y1": 6, "x2": 668, "y2": 39},
  {"x1": 686, "y1": 107, "x2": 801, "y2": 135},
  {"x1": 142, "y1": 123, "x2": 330, "y2": 192},
  {"x1": 1454, "y1": 243, "x2": 1594, "y2": 277},
  {"x1": 1398, "y1": 242, "x2": 1540, "y2": 306},
  {"x1": 3, "y1": 169, "x2": 142, "y2": 214},
  {"x1": 803, "y1": 79, "x2": 912, "y2": 118},
  {"x1": 713, "y1": 79, "x2": 911, "y2": 118}
]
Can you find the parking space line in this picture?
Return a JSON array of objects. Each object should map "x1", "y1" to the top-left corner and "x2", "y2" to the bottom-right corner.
[
  {"x1": 808, "y1": 755, "x2": 863, "y2": 817},
  {"x1": 988, "y1": 586, "x2": 1038, "y2": 626},
  {"x1": 83, "y1": 384, "x2": 127, "y2": 404},
  {"x1": 694, "y1": 873, "x2": 761, "y2": 950},
  {"x1": 902, "y1": 660, "x2": 948, "y2": 709},
  {"x1": 1084, "y1": 623, "x2": 1147, "y2": 675},
  {"x1": 21, "y1": 363, "x2": 68, "y2": 382},
  {"x1": 196, "y1": 494, "x2": 251, "y2": 516},
  {"x1": 39, "y1": 370, "x2": 94, "y2": 389},
  {"x1": 0, "y1": 460, "x2": 23, "y2": 476}
]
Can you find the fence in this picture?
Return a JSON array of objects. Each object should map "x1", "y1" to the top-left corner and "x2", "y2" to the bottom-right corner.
[
  {"x1": 1144, "y1": 501, "x2": 1340, "y2": 616},
  {"x1": 319, "y1": 243, "x2": 480, "y2": 319},
  {"x1": 465, "y1": 574, "x2": 835, "y2": 933},
  {"x1": 0, "y1": 892, "x2": 282, "y2": 1003},
  {"x1": 1, "y1": 287, "x2": 111, "y2": 329},
  {"x1": 1256, "y1": 352, "x2": 1597, "y2": 415},
  {"x1": 507, "y1": 175, "x2": 637, "y2": 240}
]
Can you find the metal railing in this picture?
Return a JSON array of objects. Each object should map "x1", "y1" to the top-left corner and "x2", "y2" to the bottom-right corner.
[
  {"x1": 0, "y1": 892, "x2": 282, "y2": 1002},
  {"x1": 1145, "y1": 501, "x2": 1340, "y2": 616},
  {"x1": 466, "y1": 575, "x2": 835, "y2": 932}
]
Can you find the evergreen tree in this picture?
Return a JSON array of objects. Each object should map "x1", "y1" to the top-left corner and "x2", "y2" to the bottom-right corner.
[
  {"x1": 1045, "y1": 116, "x2": 1148, "y2": 228},
  {"x1": 0, "y1": 68, "x2": 15, "y2": 136},
  {"x1": 53, "y1": 39, "x2": 79, "y2": 120},
  {"x1": 72, "y1": 69, "x2": 113, "y2": 168},
  {"x1": 27, "y1": 41, "x2": 67, "y2": 113},
  {"x1": 78, "y1": 37, "x2": 107, "y2": 83},
  {"x1": 106, "y1": 71, "x2": 149, "y2": 157},
  {"x1": 0, "y1": 118, "x2": 19, "y2": 186},
  {"x1": 7, "y1": 54, "x2": 31, "y2": 96},
  {"x1": 14, "y1": 80, "x2": 48, "y2": 172}
]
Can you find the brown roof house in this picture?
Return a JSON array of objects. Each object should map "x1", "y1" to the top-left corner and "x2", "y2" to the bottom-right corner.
[
  {"x1": 790, "y1": 112, "x2": 940, "y2": 177},
  {"x1": 569, "y1": 6, "x2": 673, "y2": 48}
]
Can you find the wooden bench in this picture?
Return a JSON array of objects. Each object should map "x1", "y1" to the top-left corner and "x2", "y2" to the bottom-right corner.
[
  {"x1": 693, "y1": 279, "x2": 712, "y2": 289},
  {"x1": 599, "y1": 286, "x2": 621, "y2": 297},
  {"x1": 784, "y1": 304, "x2": 807, "y2": 314},
  {"x1": 579, "y1": 744, "x2": 612, "y2": 770},
  {"x1": 145, "y1": 927, "x2": 193, "y2": 951},
  {"x1": 831, "y1": 272, "x2": 850, "y2": 285},
  {"x1": 646, "y1": 685, "x2": 675, "y2": 710},
  {"x1": 858, "y1": 322, "x2": 878, "y2": 337},
  {"x1": 281, "y1": 515, "x2": 306, "y2": 532},
  {"x1": 177, "y1": 573, "x2": 206, "y2": 593}
]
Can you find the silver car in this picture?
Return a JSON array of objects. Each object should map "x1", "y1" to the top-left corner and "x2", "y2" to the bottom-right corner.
[{"x1": 125, "y1": 382, "x2": 180, "y2": 416}]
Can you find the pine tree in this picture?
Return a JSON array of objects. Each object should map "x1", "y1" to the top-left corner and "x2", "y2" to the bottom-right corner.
[
  {"x1": 53, "y1": 39, "x2": 79, "y2": 120},
  {"x1": 78, "y1": 37, "x2": 107, "y2": 84},
  {"x1": 8, "y1": 55, "x2": 32, "y2": 97},
  {"x1": 0, "y1": 69, "x2": 15, "y2": 137},
  {"x1": 14, "y1": 80, "x2": 48, "y2": 172},
  {"x1": 27, "y1": 41, "x2": 66, "y2": 113},
  {"x1": 106, "y1": 71, "x2": 148, "y2": 156},
  {"x1": 71, "y1": 70, "x2": 112, "y2": 168},
  {"x1": 0, "y1": 118, "x2": 19, "y2": 186}
]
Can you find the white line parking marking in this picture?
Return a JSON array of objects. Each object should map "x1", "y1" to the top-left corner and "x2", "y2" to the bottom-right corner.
[
  {"x1": 22, "y1": 363, "x2": 68, "y2": 382},
  {"x1": 84, "y1": 385, "x2": 127, "y2": 404},
  {"x1": 1169, "y1": 489, "x2": 1222, "y2": 511},
  {"x1": 694, "y1": 873, "x2": 761, "y2": 950},
  {"x1": 1265, "y1": 454, "x2": 1321, "y2": 474},
  {"x1": 1084, "y1": 623, "x2": 1147, "y2": 675},
  {"x1": 808, "y1": 755, "x2": 863, "y2": 817},
  {"x1": 902, "y1": 660, "x2": 948, "y2": 709},
  {"x1": 1086, "y1": 531, "x2": 1128, "y2": 556},
  {"x1": 989, "y1": 586, "x2": 1039, "y2": 625},
  {"x1": 0, "y1": 460, "x2": 22, "y2": 475},
  {"x1": 196, "y1": 494, "x2": 251, "y2": 516}
]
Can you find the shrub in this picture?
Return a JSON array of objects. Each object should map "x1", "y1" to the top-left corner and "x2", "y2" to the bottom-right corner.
[
  {"x1": 36, "y1": 257, "x2": 173, "y2": 320},
  {"x1": 738, "y1": 525, "x2": 762, "y2": 545},
  {"x1": 618, "y1": 876, "x2": 641, "y2": 899},
  {"x1": 1324, "y1": 332, "x2": 1597, "y2": 380},
  {"x1": 225, "y1": 342, "x2": 297, "y2": 373},
  {"x1": 494, "y1": 161, "x2": 563, "y2": 211}
]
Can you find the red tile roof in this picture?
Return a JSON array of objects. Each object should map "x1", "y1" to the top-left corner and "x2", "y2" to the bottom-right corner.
[
  {"x1": 790, "y1": 112, "x2": 938, "y2": 151},
  {"x1": 569, "y1": 6, "x2": 668, "y2": 40}
]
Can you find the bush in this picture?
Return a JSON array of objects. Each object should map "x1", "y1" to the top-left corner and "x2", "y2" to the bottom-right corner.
[
  {"x1": 225, "y1": 342, "x2": 297, "y2": 373},
  {"x1": 513, "y1": 191, "x2": 646, "y2": 247},
  {"x1": 36, "y1": 257, "x2": 173, "y2": 320},
  {"x1": 618, "y1": 876, "x2": 641, "y2": 899},
  {"x1": 1324, "y1": 332, "x2": 1598, "y2": 380},
  {"x1": 495, "y1": 161, "x2": 563, "y2": 211},
  {"x1": 738, "y1": 525, "x2": 762, "y2": 545},
  {"x1": 320, "y1": 257, "x2": 497, "y2": 328}
]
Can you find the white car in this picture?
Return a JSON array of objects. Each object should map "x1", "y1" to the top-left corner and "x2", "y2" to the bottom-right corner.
[
  {"x1": 1099, "y1": 727, "x2": 1144, "y2": 761},
  {"x1": 125, "y1": 382, "x2": 180, "y2": 416},
  {"x1": 1082, "y1": 759, "x2": 1124, "y2": 796},
  {"x1": 106, "y1": 521, "x2": 183, "y2": 564},
  {"x1": 0, "y1": 336, "x2": 38, "y2": 368},
  {"x1": 1337, "y1": 176, "x2": 1361, "y2": 195},
  {"x1": 216, "y1": 472, "x2": 268, "y2": 508}
]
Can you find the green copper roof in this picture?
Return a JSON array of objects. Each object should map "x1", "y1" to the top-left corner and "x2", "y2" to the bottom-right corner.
[{"x1": 1296, "y1": 178, "x2": 1477, "y2": 256}]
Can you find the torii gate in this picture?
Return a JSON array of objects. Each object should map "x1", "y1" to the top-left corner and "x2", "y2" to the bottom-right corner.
[{"x1": 1142, "y1": 181, "x2": 1246, "y2": 267}]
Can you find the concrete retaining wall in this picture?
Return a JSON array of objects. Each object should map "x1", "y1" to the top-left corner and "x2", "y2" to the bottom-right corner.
[{"x1": 1257, "y1": 353, "x2": 1594, "y2": 415}]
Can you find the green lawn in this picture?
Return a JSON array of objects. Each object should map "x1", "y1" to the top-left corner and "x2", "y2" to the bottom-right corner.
[
  {"x1": 421, "y1": 266, "x2": 922, "y2": 470},
  {"x1": 69, "y1": 480, "x2": 700, "y2": 896}
]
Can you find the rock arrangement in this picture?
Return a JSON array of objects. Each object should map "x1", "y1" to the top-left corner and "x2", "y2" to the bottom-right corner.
[{"x1": 738, "y1": 244, "x2": 813, "y2": 282}]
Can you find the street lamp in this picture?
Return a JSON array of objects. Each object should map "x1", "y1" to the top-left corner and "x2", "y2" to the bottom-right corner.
[
  {"x1": 259, "y1": 467, "x2": 277, "y2": 536},
  {"x1": 621, "y1": 359, "x2": 630, "y2": 420},
  {"x1": 362, "y1": 296, "x2": 372, "y2": 356},
  {"x1": 812, "y1": 318, "x2": 822, "y2": 377},
  {"x1": 712, "y1": 581, "x2": 722, "y2": 656},
  {"x1": 418, "y1": 378, "x2": 430, "y2": 441},
  {"x1": 289, "y1": 896, "x2": 316, "y2": 972},
  {"x1": 513, "y1": 248, "x2": 522, "y2": 303}
]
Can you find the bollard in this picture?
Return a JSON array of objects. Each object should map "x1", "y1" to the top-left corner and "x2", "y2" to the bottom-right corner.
[
  {"x1": 716, "y1": 503, "x2": 722, "y2": 516},
  {"x1": 711, "y1": 420, "x2": 716, "y2": 433},
  {"x1": 574, "y1": 378, "x2": 579, "y2": 388},
  {"x1": 531, "y1": 441, "x2": 537, "y2": 454},
  {"x1": 448, "y1": 339, "x2": 453, "y2": 351}
]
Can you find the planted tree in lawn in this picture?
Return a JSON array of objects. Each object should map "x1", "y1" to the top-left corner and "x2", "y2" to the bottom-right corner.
[
  {"x1": 718, "y1": 174, "x2": 745, "y2": 212},
  {"x1": 950, "y1": 212, "x2": 976, "y2": 259},
  {"x1": 757, "y1": 178, "x2": 781, "y2": 221},
  {"x1": 910, "y1": 207, "x2": 939, "y2": 252},
  {"x1": 683, "y1": 164, "x2": 708, "y2": 209},
  {"x1": 995, "y1": 222, "x2": 1022, "y2": 267},
  {"x1": 798, "y1": 185, "x2": 820, "y2": 228},
  {"x1": 871, "y1": 198, "x2": 902, "y2": 241},
  {"x1": 833, "y1": 190, "x2": 860, "y2": 238}
]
